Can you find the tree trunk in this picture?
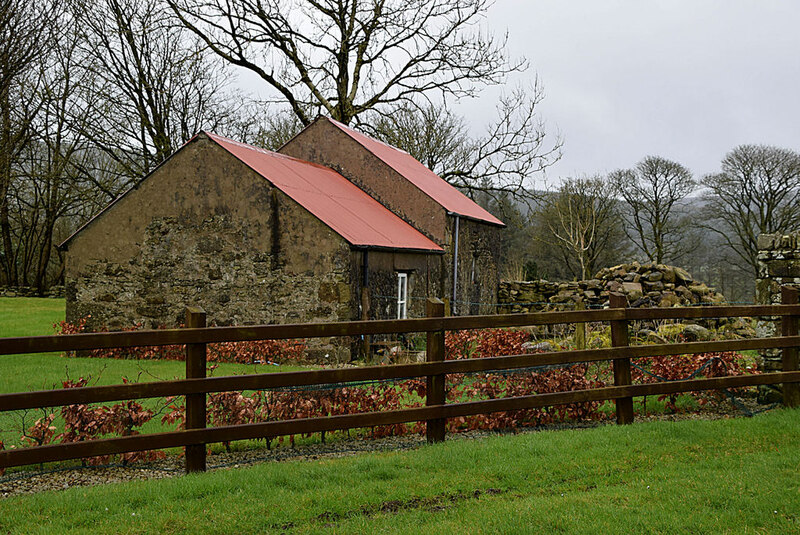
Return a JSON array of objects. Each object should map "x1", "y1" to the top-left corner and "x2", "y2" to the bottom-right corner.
[{"x1": 0, "y1": 87, "x2": 16, "y2": 286}]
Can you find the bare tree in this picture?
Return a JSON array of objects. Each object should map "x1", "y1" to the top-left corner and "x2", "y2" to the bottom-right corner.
[
  {"x1": 72, "y1": 0, "x2": 250, "y2": 183},
  {"x1": 701, "y1": 144, "x2": 800, "y2": 277},
  {"x1": 250, "y1": 110, "x2": 305, "y2": 151},
  {"x1": 367, "y1": 86, "x2": 561, "y2": 203},
  {"x1": 537, "y1": 177, "x2": 625, "y2": 280},
  {"x1": 0, "y1": 0, "x2": 55, "y2": 98},
  {"x1": 610, "y1": 156, "x2": 696, "y2": 264},
  {"x1": 10, "y1": 23, "x2": 113, "y2": 292},
  {"x1": 168, "y1": 0, "x2": 524, "y2": 127},
  {"x1": 0, "y1": 0, "x2": 58, "y2": 285},
  {"x1": 369, "y1": 103, "x2": 471, "y2": 177},
  {"x1": 168, "y1": 0, "x2": 561, "y2": 198}
]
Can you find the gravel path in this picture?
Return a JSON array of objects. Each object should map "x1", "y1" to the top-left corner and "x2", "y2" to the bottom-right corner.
[{"x1": 0, "y1": 399, "x2": 772, "y2": 499}]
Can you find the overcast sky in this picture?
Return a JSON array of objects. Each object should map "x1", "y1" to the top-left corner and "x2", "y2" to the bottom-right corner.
[{"x1": 459, "y1": 0, "x2": 800, "y2": 182}]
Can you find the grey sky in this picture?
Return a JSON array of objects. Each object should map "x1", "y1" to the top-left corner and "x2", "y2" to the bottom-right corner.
[{"x1": 461, "y1": 0, "x2": 800, "y2": 182}]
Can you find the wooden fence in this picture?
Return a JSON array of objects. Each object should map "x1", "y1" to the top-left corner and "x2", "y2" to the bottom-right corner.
[{"x1": 1, "y1": 289, "x2": 799, "y2": 474}]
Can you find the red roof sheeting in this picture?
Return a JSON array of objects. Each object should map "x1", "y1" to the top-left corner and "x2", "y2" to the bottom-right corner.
[
  {"x1": 207, "y1": 133, "x2": 443, "y2": 252},
  {"x1": 327, "y1": 118, "x2": 505, "y2": 226}
]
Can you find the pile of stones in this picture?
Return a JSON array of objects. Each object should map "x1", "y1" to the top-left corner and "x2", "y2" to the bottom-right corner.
[
  {"x1": 594, "y1": 262, "x2": 726, "y2": 308},
  {"x1": 499, "y1": 262, "x2": 726, "y2": 313}
]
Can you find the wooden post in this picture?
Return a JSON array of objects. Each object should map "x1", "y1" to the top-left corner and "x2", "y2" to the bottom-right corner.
[
  {"x1": 426, "y1": 298, "x2": 446, "y2": 443},
  {"x1": 609, "y1": 293, "x2": 634, "y2": 424},
  {"x1": 781, "y1": 286, "x2": 799, "y2": 408},
  {"x1": 185, "y1": 306, "x2": 207, "y2": 473},
  {"x1": 574, "y1": 300, "x2": 587, "y2": 350}
]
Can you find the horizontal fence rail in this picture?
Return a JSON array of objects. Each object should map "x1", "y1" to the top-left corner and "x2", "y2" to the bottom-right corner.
[
  {"x1": 3, "y1": 372, "x2": 799, "y2": 469},
  {"x1": 3, "y1": 305, "x2": 800, "y2": 356},
  {"x1": 2, "y1": 335, "x2": 800, "y2": 413},
  {"x1": 1, "y1": 291, "x2": 798, "y2": 473}
]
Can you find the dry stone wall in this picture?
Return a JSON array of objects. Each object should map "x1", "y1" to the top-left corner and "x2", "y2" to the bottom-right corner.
[
  {"x1": 499, "y1": 262, "x2": 754, "y2": 341},
  {"x1": 0, "y1": 286, "x2": 64, "y2": 298},
  {"x1": 499, "y1": 262, "x2": 726, "y2": 313}
]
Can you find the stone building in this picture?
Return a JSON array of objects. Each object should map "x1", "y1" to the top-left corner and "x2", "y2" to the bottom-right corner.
[
  {"x1": 281, "y1": 117, "x2": 505, "y2": 315},
  {"x1": 60, "y1": 120, "x2": 504, "y2": 350}
]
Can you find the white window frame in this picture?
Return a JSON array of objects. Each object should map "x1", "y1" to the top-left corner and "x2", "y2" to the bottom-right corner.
[{"x1": 396, "y1": 272, "x2": 408, "y2": 319}]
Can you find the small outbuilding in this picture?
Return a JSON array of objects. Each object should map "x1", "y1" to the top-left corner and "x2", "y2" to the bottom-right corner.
[{"x1": 60, "y1": 118, "x2": 504, "y2": 357}]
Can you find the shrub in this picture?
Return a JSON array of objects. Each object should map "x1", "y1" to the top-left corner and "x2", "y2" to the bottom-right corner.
[
  {"x1": 445, "y1": 329, "x2": 532, "y2": 360},
  {"x1": 444, "y1": 364, "x2": 604, "y2": 432},
  {"x1": 57, "y1": 377, "x2": 165, "y2": 465},
  {"x1": 22, "y1": 413, "x2": 56, "y2": 447},
  {"x1": 632, "y1": 351, "x2": 756, "y2": 412},
  {"x1": 55, "y1": 319, "x2": 306, "y2": 364}
]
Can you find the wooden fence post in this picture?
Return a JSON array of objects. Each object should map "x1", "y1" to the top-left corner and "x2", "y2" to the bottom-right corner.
[
  {"x1": 609, "y1": 293, "x2": 634, "y2": 424},
  {"x1": 426, "y1": 298, "x2": 446, "y2": 443},
  {"x1": 574, "y1": 300, "x2": 587, "y2": 350},
  {"x1": 781, "y1": 286, "x2": 799, "y2": 408},
  {"x1": 185, "y1": 306, "x2": 207, "y2": 473}
]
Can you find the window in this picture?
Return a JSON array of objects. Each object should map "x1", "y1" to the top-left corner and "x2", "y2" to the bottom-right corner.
[{"x1": 396, "y1": 272, "x2": 408, "y2": 319}]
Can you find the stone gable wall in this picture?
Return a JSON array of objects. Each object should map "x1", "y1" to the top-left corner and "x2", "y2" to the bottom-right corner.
[
  {"x1": 280, "y1": 119, "x2": 447, "y2": 243},
  {"x1": 756, "y1": 233, "x2": 800, "y2": 389}
]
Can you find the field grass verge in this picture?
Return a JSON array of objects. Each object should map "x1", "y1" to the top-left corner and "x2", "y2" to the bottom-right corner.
[{"x1": 0, "y1": 408, "x2": 797, "y2": 534}]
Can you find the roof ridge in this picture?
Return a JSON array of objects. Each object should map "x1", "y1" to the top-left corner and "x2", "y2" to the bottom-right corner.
[
  {"x1": 205, "y1": 132, "x2": 337, "y2": 172},
  {"x1": 324, "y1": 117, "x2": 411, "y2": 155}
]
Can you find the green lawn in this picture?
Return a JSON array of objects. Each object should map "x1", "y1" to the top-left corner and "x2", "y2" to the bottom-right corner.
[
  {"x1": 0, "y1": 297, "x2": 65, "y2": 338},
  {"x1": 1, "y1": 409, "x2": 797, "y2": 533}
]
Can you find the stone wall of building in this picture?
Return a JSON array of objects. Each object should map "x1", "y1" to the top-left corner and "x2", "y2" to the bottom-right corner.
[
  {"x1": 67, "y1": 213, "x2": 351, "y2": 331},
  {"x1": 353, "y1": 250, "x2": 445, "y2": 321},
  {"x1": 446, "y1": 218, "x2": 502, "y2": 316},
  {"x1": 756, "y1": 232, "x2": 800, "y2": 400}
]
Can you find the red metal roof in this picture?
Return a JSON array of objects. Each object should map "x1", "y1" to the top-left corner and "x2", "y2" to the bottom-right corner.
[
  {"x1": 207, "y1": 133, "x2": 443, "y2": 252},
  {"x1": 327, "y1": 118, "x2": 505, "y2": 226}
]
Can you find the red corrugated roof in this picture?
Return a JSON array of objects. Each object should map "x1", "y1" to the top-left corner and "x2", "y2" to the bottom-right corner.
[
  {"x1": 207, "y1": 133, "x2": 443, "y2": 252},
  {"x1": 327, "y1": 118, "x2": 505, "y2": 226}
]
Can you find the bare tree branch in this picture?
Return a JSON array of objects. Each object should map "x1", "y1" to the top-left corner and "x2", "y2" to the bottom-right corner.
[
  {"x1": 167, "y1": 0, "x2": 525, "y2": 126},
  {"x1": 536, "y1": 177, "x2": 624, "y2": 280},
  {"x1": 365, "y1": 85, "x2": 561, "y2": 205}
]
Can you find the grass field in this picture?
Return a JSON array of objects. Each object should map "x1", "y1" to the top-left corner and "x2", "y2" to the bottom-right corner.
[
  {"x1": 0, "y1": 298, "x2": 310, "y2": 448},
  {"x1": 0, "y1": 297, "x2": 65, "y2": 339},
  {"x1": 0, "y1": 408, "x2": 797, "y2": 533}
]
